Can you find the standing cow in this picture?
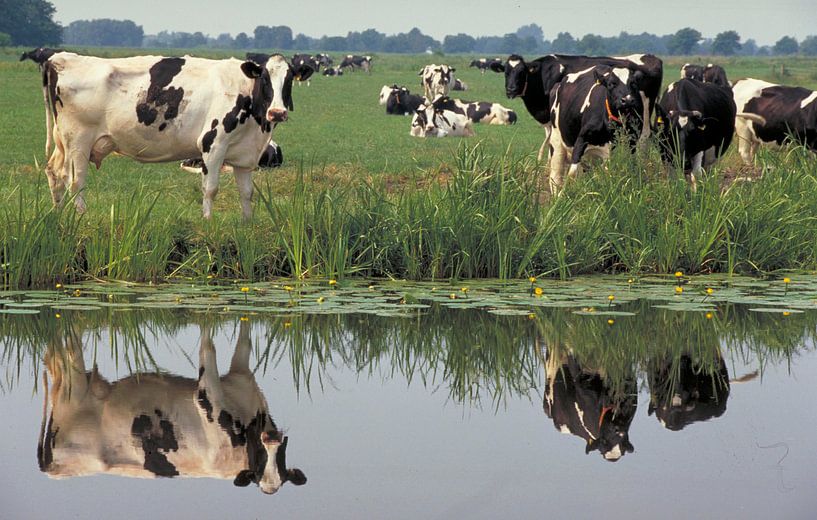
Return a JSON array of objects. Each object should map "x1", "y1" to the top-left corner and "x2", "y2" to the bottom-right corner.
[
  {"x1": 680, "y1": 63, "x2": 730, "y2": 87},
  {"x1": 38, "y1": 51, "x2": 312, "y2": 219},
  {"x1": 419, "y1": 64, "x2": 456, "y2": 100},
  {"x1": 339, "y1": 55, "x2": 372, "y2": 73},
  {"x1": 732, "y1": 78, "x2": 817, "y2": 164},
  {"x1": 39, "y1": 321, "x2": 307, "y2": 494}
]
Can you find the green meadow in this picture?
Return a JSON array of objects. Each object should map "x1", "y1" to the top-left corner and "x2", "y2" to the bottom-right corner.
[{"x1": 2, "y1": 48, "x2": 817, "y2": 287}]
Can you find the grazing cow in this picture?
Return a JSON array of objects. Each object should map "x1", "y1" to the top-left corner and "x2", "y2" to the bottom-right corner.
[
  {"x1": 339, "y1": 55, "x2": 372, "y2": 73},
  {"x1": 494, "y1": 53, "x2": 663, "y2": 161},
  {"x1": 181, "y1": 141, "x2": 283, "y2": 173},
  {"x1": 470, "y1": 57, "x2": 503, "y2": 74},
  {"x1": 39, "y1": 51, "x2": 313, "y2": 219},
  {"x1": 431, "y1": 96, "x2": 517, "y2": 125},
  {"x1": 654, "y1": 79, "x2": 739, "y2": 186},
  {"x1": 385, "y1": 86, "x2": 425, "y2": 116},
  {"x1": 680, "y1": 63, "x2": 730, "y2": 87},
  {"x1": 419, "y1": 64, "x2": 456, "y2": 100},
  {"x1": 547, "y1": 66, "x2": 644, "y2": 193},
  {"x1": 39, "y1": 322, "x2": 307, "y2": 494},
  {"x1": 20, "y1": 47, "x2": 64, "y2": 68},
  {"x1": 451, "y1": 78, "x2": 468, "y2": 91},
  {"x1": 322, "y1": 67, "x2": 343, "y2": 76},
  {"x1": 315, "y1": 53, "x2": 333, "y2": 68},
  {"x1": 410, "y1": 100, "x2": 475, "y2": 138},
  {"x1": 291, "y1": 54, "x2": 320, "y2": 85},
  {"x1": 544, "y1": 348, "x2": 637, "y2": 462},
  {"x1": 647, "y1": 354, "x2": 730, "y2": 431},
  {"x1": 732, "y1": 78, "x2": 817, "y2": 164}
]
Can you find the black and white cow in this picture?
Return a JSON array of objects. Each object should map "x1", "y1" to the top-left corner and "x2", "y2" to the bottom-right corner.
[
  {"x1": 494, "y1": 53, "x2": 663, "y2": 161},
  {"x1": 419, "y1": 64, "x2": 456, "y2": 99},
  {"x1": 38, "y1": 51, "x2": 312, "y2": 219},
  {"x1": 181, "y1": 141, "x2": 283, "y2": 172},
  {"x1": 547, "y1": 66, "x2": 644, "y2": 193},
  {"x1": 544, "y1": 349, "x2": 637, "y2": 462},
  {"x1": 385, "y1": 86, "x2": 426, "y2": 116},
  {"x1": 39, "y1": 321, "x2": 307, "y2": 494},
  {"x1": 647, "y1": 354, "x2": 730, "y2": 431},
  {"x1": 339, "y1": 54, "x2": 372, "y2": 73},
  {"x1": 20, "y1": 47, "x2": 64, "y2": 68},
  {"x1": 410, "y1": 99, "x2": 475, "y2": 138},
  {"x1": 291, "y1": 54, "x2": 320, "y2": 85},
  {"x1": 654, "y1": 78, "x2": 740, "y2": 186},
  {"x1": 680, "y1": 63, "x2": 730, "y2": 87},
  {"x1": 732, "y1": 78, "x2": 817, "y2": 164},
  {"x1": 430, "y1": 96, "x2": 517, "y2": 125},
  {"x1": 470, "y1": 57, "x2": 503, "y2": 74},
  {"x1": 451, "y1": 78, "x2": 468, "y2": 91},
  {"x1": 315, "y1": 53, "x2": 333, "y2": 68},
  {"x1": 322, "y1": 67, "x2": 343, "y2": 76}
]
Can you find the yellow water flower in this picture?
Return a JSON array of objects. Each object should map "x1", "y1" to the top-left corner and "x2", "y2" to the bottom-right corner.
[
  {"x1": 73, "y1": 289, "x2": 81, "y2": 297},
  {"x1": 55, "y1": 283, "x2": 62, "y2": 289},
  {"x1": 529, "y1": 276, "x2": 537, "y2": 283},
  {"x1": 284, "y1": 286, "x2": 294, "y2": 292},
  {"x1": 528, "y1": 313, "x2": 536, "y2": 320},
  {"x1": 627, "y1": 278, "x2": 634, "y2": 284},
  {"x1": 534, "y1": 287, "x2": 543, "y2": 296},
  {"x1": 675, "y1": 286, "x2": 684, "y2": 294},
  {"x1": 240, "y1": 316, "x2": 249, "y2": 322},
  {"x1": 317, "y1": 296, "x2": 325, "y2": 304},
  {"x1": 450, "y1": 293, "x2": 457, "y2": 299},
  {"x1": 207, "y1": 275, "x2": 214, "y2": 279},
  {"x1": 55, "y1": 313, "x2": 61, "y2": 319},
  {"x1": 461, "y1": 287, "x2": 469, "y2": 295},
  {"x1": 607, "y1": 319, "x2": 615, "y2": 325},
  {"x1": 608, "y1": 295, "x2": 615, "y2": 301},
  {"x1": 783, "y1": 277, "x2": 791, "y2": 284},
  {"x1": 783, "y1": 311, "x2": 791, "y2": 317},
  {"x1": 284, "y1": 321, "x2": 292, "y2": 328},
  {"x1": 706, "y1": 288, "x2": 714, "y2": 295},
  {"x1": 241, "y1": 287, "x2": 250, "y2": 293},
  {"x1": 368, "y1": 285, "x2": 375, "y2": 290},
  {"x1": 675, "y1": 271, "x2": 683, "y2": 278},
  {"x1": 706, "y1": 312, "x2": 713, "y2": 319},
  {"x1": 329, "y1": 279, "x2": 337, "y2": 286}
]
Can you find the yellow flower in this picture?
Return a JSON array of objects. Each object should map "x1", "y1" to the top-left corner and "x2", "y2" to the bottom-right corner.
[
  {"x1": 675, "y1": 271, "x2": 683, "y2": 278},
  {"x1": 783, "y1": 311, "x2": 791, "y2": 317},
  {"x1": 73, "y1": 289, "x2": 81, "y2": 297},
  {"x1": 783, "y1": 277, "x2": 791, "y2": 284},
  {"x1": 241, "y1": 287, "x2": 250, "y2": 293},
  {"x1": 608, "y1": 295, "x2": 615, "y2": 301},
  {"x1": 706, "y1": 288, "x2": 714, "y2": 295},
  {"x1": 240, "y1": 316, "x2": 249, "y2": 322},
  {"x1": 607, "y1": 319, "x2": 615, "y2": 325},
  {"x1": 108, "y1": 294, "x2": 114, "y2": 300},
  {"x1": 706, "y1": 312, "x2": 713, "y2": 319},
  {"x1": 368, "y1": 285, "x2": 375, "y2": 290},
  {"x1": 317, "y1": 296, "x2": 325, "y2": 304},
  {"x1": 675, "y1": 286, "x2": 684, "y2": 294},
  {"x1": 207, "y1": 275, "x2": 214, "y2": 279},
  {"x1": 284, "y1": 321, "x2": 292, "y2": 328},
  {"x1": 528, "y1": 313, "x2": 536, "y2": 320},
  {"x1": 328, "y1": 279, "x2": 337, "y2": 286},
  {"x1": 55, "y1": 283, "x2": 62, "y2": 289},
  {"x1": 627, "y1": 278, "x2": 634, "y2": 284},
  {"x1": 55, "y1": 313, "x2": 61, "y2": 319},
  {"x1": 449, "y1": 293, "x2": 457, "y2": 299},
  {"x1": 534, "y1": 287, "x2": 543, "y2": 296},
  {"x1": 529, "y1": 276, "x2": 537, "y2": 283},
  {"x1": 284, "y1": 285, "x2": 294, "y2": 292},
  {"x1": 461, "y1": 287, "x2": 469, "y2": 293}
]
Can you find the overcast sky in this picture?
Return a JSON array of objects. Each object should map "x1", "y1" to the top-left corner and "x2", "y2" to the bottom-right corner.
[{"x1": 50, "y1": 0, "x2": 816, "y2": 46}]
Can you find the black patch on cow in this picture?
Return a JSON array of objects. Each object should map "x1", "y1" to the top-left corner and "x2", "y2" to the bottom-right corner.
[
  {"x1": 136, "y1": 57, "x2": 186, "y2": 128},
  {"x1": 218, "y1": 410, "x2": 247, "y2": 447},
  {"x1": 466, "y1": 102, "x2": 493, "y2": 122},
  {"x1": 43, "y1": 62, "x2": 62, "y2": 120},
  {"x1": 198, "y1": 366, "x2": 205, "y2": 381},
  {"x1": 222, "y1": 94, "x2": 252, "y2": 133},
  {"x1": 202, "y1": 118, "x2": 218, "y2": 153},
  {"x1": 131, "y1": 413, "x2": 179, "y2": 477},
  {"x1": 38, "y1": 413, "x2": 57, "y2": 471},
  {"x1": 197, "y1": 389, "x2": 214, "y2": 422}
]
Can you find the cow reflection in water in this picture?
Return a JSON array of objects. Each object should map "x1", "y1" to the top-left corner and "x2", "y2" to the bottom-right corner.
[
  {"x1": 543, "y1": 346, "x2": 637, "y2": 461},
  {"x1": 647, "y1": 354, "x2": 730, "y2": 431},
  {"x1": 38, "y1": 321, "x2": 306, "y2": 494}
]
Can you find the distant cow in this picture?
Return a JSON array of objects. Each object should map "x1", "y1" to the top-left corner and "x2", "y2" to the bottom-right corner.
[
  {"x1": 451, "y1": 78, "x2": 468, "y2": 91},
  {"x1": 315, "y1": 53, "x2": 333, "y2": 68},
  {"x1": 470, "y1": 57, "x2": 503, "y2": 74},
  {"x1": 181, "y1": 141, "x2": 283, "y2": 173},
  {"x1": 385, "y1": 86, "x2": 425, "y2": 116},
  {"x1": 495, "y1": 53, "x2": 663, "y2": 161},
  {"x1": 654, "y1": 79, "x2": 740, "y2": 186},
  {"x1": 39, "y1": 322, "x2": 307, "y2": 494},
  {"x1": 379, "y1": 84, "x2": 397, "y2": 105},
  {"x1": 19, "y1": 47, "x2": 64, "y2": 68},
  {"x1": 732, "y1": 78, "x2": 817, "y2": 164},
  {"x1": 430, "y1": 96, "x2": 517, "y2": 125},
  {"x1": 339, "y1": 55, "x2": 372, "y2": 73},
  {"x1": 547, "y1": 66, "x2": 644, "y2": 193},
  {"x1": 322, "y1": 67, "x2": 343, "y2": 76},
  {"x1": 410, "y1": 99, "x2": 475, "y2": 138},
  {"x1": 419, "y1": 64, "x2": 456, "y2": 99},
  {"x1": 37, "y1": 51, "x2": 313, "y2": 219},
  {"x1": 291, "y1": 54, "x2": 320, "y2": 85},
  {"x1": 680, "y1": 63, "x2": 730, "y2": 87},
  {"x1": 647, "y1": 354, "x2": 730, "y2": 431},
  {"x1": 544, "y1": 349, "x2": 636, "y2": 462}
]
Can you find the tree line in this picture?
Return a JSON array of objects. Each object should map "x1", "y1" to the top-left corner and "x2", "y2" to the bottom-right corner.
[{"x1": 2, "y1": 1, "x2": 816, "y2": 57}]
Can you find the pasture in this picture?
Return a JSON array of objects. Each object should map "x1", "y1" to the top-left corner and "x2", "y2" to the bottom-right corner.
[{"x1": 2, "y1": 48, "x2": 817, "y2": 286}]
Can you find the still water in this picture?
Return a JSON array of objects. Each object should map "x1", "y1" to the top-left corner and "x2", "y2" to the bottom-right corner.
[{"x1": 1, "y1": 285, "x2": 816, "y2": 519}]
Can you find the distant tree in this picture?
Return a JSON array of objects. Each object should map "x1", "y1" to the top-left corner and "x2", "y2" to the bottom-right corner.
[
  {"x1": 443, "y1": 33, "x2": 476, "y2": 53},
  {"x1": 667, "y1": 27, "x2": 701, "y2": 55},
  {"x1": 320, "y1": 36, "x2": 348, "y2": 51},
  {"x1": 756, "y1": 46, "x2": 771, "y2": 56},
  {"x1": 0, "y1": 0, "x2": 62, "y2": 45},
  {"x1": 213, "y1": 33, "x2": 233, "y2": 49},
  {"x1": 516, "y1": 24, "x2": 544, "y2": 45},
  {"x1": 0, "y1": 32, "x2": 11, "y2": 47},
  {"x1": 740, "y1": 38, "x2": 759, "y2": 56},
  {"x1": 551, "y1": 32, "x2": 578, "y2": 53},
  {"x1": 254, "y1": 25, "x2": 293, "y2": 49},
  {"x1": 292, "y1": 33, "x2": 314, "y2": 50},
  {"x1": 473, "y1": 36, "x2": 503, "y2": 54},
  {"x1": 63, "y1": 19, "x2": 144, "y2": 47},
  {"x1": 800, "y1": 36, "x2": 817, "y2": 56},
  {"x1": 577, "y1": 33, "x2": 607, "y2": 55},
  {"x1": 616, "y1": 31, "x2": 667, "y2": 54},
  {"x1": 358, "y1": 29, "x2": 385, "y2": 51},
  {"x1": 774, "y1": 36, "x2": 799, "y2": 55},
  {"x1": 711, "y1": 30, "x2": 741, "y2": 55},
  {"x1": 234, "y1": 32, "x2": 251, "y2": 49}
]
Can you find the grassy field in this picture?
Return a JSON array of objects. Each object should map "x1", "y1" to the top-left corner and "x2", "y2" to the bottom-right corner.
[{"x1": 2, "y1": 48, "x2": 817, "y2": 286}]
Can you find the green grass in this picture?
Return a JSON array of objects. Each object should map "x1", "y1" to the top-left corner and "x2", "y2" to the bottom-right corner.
[{"x1": 2, "y1": 49, "x2": 817, "y2": 287}]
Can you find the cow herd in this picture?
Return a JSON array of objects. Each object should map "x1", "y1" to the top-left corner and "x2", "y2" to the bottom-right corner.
[{"x1": 19, "y1": 47, "x2": 817, "y2": 216}]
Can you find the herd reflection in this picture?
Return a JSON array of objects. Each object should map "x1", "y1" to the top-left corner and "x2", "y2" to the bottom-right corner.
[{"x1": 2, "y1": 300, "x2": 812, "y2": 487}]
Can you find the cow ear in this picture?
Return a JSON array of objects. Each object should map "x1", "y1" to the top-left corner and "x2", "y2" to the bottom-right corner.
[
  {"x1": 295, "y1": 65, "x2": 314, "y2": 82},
  {"x1": 489, "y1": 62, "x2": 505, "y2": 73},
  {"x1": 450, "y1": 67, "x2": 456, "y2": 72},
  {"x1": 593, "y1": 68, "x2": 605, "y2": 85},
  {"x1": 585, "y1": 439, "x2": 597, "y2": 454},
  {"x1": 234, "y1": 470, "x2": 255, "y2": 487},
  {"x1": 528, "y1": 62, "x2": 541, "y2": 74},
  {"x1": 287, "y1": 468, "x2": 307, "y2": 486},
  {"x1": 418, "y1": 69, "x2": 424, "y2": 76},
  {"x1": 241, "y1": 61, "x2": 264, "y2": 79}
]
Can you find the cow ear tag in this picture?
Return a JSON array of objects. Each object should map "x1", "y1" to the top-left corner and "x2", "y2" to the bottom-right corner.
[
  {"x1": 698, "y1": 124, "x2": 707, "y2": 130},
  {"x1": 656, "y1": 116, "x2": 663, "y2": 124}
]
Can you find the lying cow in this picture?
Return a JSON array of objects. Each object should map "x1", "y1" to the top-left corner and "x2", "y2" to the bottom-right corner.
[
  {"x1": 547, "y1": 66, "x2": 644, "y2": 193},
  {"x1": 322, "y1": 67, "x2": 343, "y2": 77},
  {"x1": 410, "y1": 100, "x2": 475, "y2": 138},
  {"x1": 419, "y1": 64, "x2": 456, "y2": 100},
  {"x1": 494, "y1": 53, "x2": 663, "y2": 161},
  {"x1": 732, "y1": 78, "x2": 817, "y2": 164},
  {"x1": 181, "y1": 141, "x2": 283, "y2": 172},
  {"x1": 544, "y1": 348, "x2": 637, "y2": 462},
  {"x1": 647, "y1": 354, "x2": 730, "y2": 431},
  {"x1": 451, "y1": 78, "x2": 468, "y2": 91},
  {"x1": 654, "y1": 78, "x2": 740, "y2": 186},
  {"x1": 339, "y1": 55, "x2": 372, "y2": 73},
  {"x1": 316, "y1": 53, "x2": 333, "y2": 68},
  {"x1": 385, "y1": 86, "x2": 425, "y2": 116},
  {"x1": 38, "y1": 50, "x2": 313, "y2": 219},
  {"x1": 470, "y1": 57, "x2": 503, "y2": 74},
  {"x1": 39, "y1": 321, "x2": 307, "y2": 494},
  {"x1": 430, "y1": 96, "x2": 517, "y2": 125},
  {"x1": 680, "y1": 63, "x2": 730, "y2": 87}
]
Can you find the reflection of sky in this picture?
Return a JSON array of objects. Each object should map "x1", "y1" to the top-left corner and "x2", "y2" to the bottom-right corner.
[{"x1": 1, "y1": 323, "x2": 816, "y2": 519}]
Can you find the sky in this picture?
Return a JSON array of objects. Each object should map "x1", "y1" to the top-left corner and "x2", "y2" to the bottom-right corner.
[{"x1": 49, "y1": 0, "x2": 817, "y2": 46}]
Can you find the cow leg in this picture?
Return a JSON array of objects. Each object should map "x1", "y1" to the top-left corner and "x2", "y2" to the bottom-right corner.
[
  {"x1": 637, "y1": 92, "x2": 651, "y2": 145},
  {"x1": 537, "y1": 124, "x2": 552, "y2": 162},
  {"x1": 67, "y1": 147, "x2": 92, "y2": 214},
  {"x1": 687, "y1": 151, "x2": 704, "y2": 191},
  {"x1": 567, "y1": 137, "x2": 589, "y2": 179},
  {"x1": 233, "y1": 167, "x2": 253, "y2": 221},
  {"x1": 548, "y1": 142, "x2": 568, "y2": 195},
  {"x1": 45, "y1": 134, "x2": 67, "y2": 207},
  {"x1": 200, "y1": 152, "x2": 225, "y2": 219},
  {"x1": 735, "y1": 120, "x2": 757, "y2": 165},
  {"x1": 228, "y1": 319, "x2": 252, "y2": 375},
  {"x1": 197, "y1": 326, "x2": 223, "y2": 419}
]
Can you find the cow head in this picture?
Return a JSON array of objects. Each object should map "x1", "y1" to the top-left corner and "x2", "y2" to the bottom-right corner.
[
  {"x1": 681, "y1": 63, "x2": 704, "y2": 82},
  {"x1": 500, "y1": 55, "x2": 538, "y2": 98},
  {"x1": 233, "y1": 416, "x2": 307, "y2": 494},
  {"x1": 595, "y1": 68, "x2": 642, "y2": 118},
  {"x1": 242, "y1": 54, "x2": 313, "y2": 124},
  {"x1": 654, "y1": 104, "x2": 707, "y2": 165},
  {"x1": 380, "y1": 84, "x2": 399, "y2": 105},
  {"x1": 410, "y1": 105, "x2": 429, "y2": 137}
]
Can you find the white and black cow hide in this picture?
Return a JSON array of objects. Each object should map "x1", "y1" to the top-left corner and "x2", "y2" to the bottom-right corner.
[
  {"x1": 38, "y1": 51, "x2": 312, "y2": 219},
  {"x1": 181, "y1": 141, "x2": 283, "y2": 173},
  {"x1": 386, "y1": 86, "x2": 426, "y2": 116},
  {"x1": 339, "y1": 55, "x2": 372, "y2": 73},
  {"x1": 430, "y1": 96, "x2": 517, "y2": 125},
  {"x1": 732, "y1": 78, "x2": 817, "y2": 164},
  {"x1": 410, "y1": 100, "x2": 474, "y2": 138},
  {"x1": 680, "y1": 63, "x2": 730, "y2": 87},
  {"x1": 38, "y1": 322, "x2": 306, "y2": 495},
  {"x1": 469, "y1": 58, "x2": 502, "y2": 74},
  {"x1": 419, "y1": 64, "x2": 456, "y2": 100}
]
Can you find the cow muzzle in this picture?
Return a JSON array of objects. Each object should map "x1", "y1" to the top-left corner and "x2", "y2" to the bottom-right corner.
[{"x1": 267, "y1": 108, "x2": 288, "y2": 123}]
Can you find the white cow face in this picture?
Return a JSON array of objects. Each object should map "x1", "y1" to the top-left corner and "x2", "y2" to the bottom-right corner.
[{"x1": 265, "y1": 54, "x2": 295, "y2": 123}]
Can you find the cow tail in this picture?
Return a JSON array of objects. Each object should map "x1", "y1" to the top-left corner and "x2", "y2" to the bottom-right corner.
[
  {"x1": 42, "y1": 63, "x2": 56, "y2": 159},
  {"x1": 37, "y1": 369, "x2": 51, "y2": 471},
  {"x1": 736, "y1": 112, "x2": 767, "y2": 126}
]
